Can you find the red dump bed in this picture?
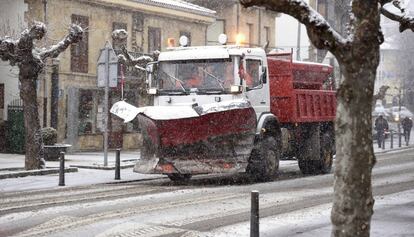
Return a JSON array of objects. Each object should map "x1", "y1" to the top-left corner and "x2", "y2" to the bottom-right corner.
[{"x1": 267, "y1": 53, "x2": 336, "y2": 124}]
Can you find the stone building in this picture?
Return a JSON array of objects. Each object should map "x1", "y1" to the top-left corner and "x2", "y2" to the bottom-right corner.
[
  {"x1": 2, "y1": 0, "x2": 216, "y2": 151},
  {"x1": 188, "y1": 0, "x2": 277, "y2": 48},
  {"x1": 0, "y1": 0, "x2": 27, "y2": 152},
  {"x1": 307, "y1": 0, "x2": 351, "y2": 63}
]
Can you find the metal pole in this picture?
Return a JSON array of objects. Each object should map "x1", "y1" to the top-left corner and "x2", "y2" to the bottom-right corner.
[
  {"x1": 398, "y1": 123, "x2": 402, "y2": 147},
  {"x1": 120, "y1": 64, "x2": 125, "y2": 100},
  {"x1": 399, "y1": 88, "x2": 402, "y2": 148},
  {"x1": 103, "y1": 46, "x2": 109, "y2": 166},
  {"x1": 59, "y1": 152, "x2": 65, "y2": 186},
  {"x1": 296, "y1": 21, "x2": 301, "y2": 61},
  {"x1": 250, "y1": 190, "x2": 259, "y2": 237},
  {"x1": 382, "y1": 135, "x2": 385, "y2": 150},
  {"x1": 390, "y1": 130, "x2": 394, "y2": 149},
  {"x1": 115, "y1": 148, "x2": 121, "y2": 180}
]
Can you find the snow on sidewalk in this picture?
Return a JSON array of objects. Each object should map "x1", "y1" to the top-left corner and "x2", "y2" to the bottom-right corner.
[
  {"x1": 190, "y1": 189, "x2": 414, "y2": 237},
  {"x1": 0, "y1": 151, "x2": 163, "y2": 192}
]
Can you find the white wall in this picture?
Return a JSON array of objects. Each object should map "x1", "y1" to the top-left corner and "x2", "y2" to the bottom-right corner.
[{"x1": 0, "y1": 0, "x2": 27, "y2": 120}]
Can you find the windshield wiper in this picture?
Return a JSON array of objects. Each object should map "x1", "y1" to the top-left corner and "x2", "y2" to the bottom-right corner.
[
  {"x1": 197, "y1": 89, "x2": 225, "y2": 95},
  {"x1": 201, "y1": 68, "x2": 225, "y2": 90},
  {"x1": 159, "y1": 68, "x2": 186, "y2": 92}
]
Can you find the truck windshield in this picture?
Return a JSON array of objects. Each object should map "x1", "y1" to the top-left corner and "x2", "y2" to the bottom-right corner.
[{"x1": 155, "y1": 58, "x2": 234, "y2": 94}]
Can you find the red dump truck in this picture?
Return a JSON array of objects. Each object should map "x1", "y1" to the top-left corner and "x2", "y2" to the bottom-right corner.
[{"x1": 111, "y1": 38, "x2": 336, "y2": 181}]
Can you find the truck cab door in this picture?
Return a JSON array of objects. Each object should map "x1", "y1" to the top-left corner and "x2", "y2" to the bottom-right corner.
[{"x1": 245, "y1": 58, "x2": 270, "y2": 118}]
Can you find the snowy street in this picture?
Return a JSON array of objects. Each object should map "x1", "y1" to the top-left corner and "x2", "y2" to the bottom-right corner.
[{"x1": 0, "y1": 148, "x2": 413, "y2": 237}]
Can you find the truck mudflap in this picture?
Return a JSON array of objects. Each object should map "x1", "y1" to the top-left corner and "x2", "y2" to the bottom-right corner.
[{"x1": 110, "y1": 99, "x2": 257, "y2": 175}]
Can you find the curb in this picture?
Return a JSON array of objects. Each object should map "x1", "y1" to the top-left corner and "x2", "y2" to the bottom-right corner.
[
  {"x1": 374, "y1": 145, "x2": 414, "y2": 154},
  {"x1": 69, "y1": 164, "x2": 135, "y2": 170},
  {"x1": 0, "y1": 167, "x2": 78, "y2": 180}
]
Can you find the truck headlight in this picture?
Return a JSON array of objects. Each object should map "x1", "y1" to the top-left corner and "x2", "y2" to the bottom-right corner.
[
  {"x1": 148, "y1": 88, "x2": 158, "y2": 95},
  {"x1": 230, "y1": 85, "x2": 242, "y2": 93}
]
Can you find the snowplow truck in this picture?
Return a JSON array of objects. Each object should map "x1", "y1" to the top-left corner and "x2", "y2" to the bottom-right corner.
[{"x1": 111, "y1": 40, "x2": 336, "y2": 182}]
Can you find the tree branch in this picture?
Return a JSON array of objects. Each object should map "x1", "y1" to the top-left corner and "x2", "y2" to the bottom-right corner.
[
  {"x1": 112, "y1": 29, "x2": 153, "y2": 70},
  {"x1": 239, "y1": 0, "x2": 347, "y2": 56},
  {"x1": 16, "y1": 22, "x2": 46, "y2": 56},
  {"x1": 40, "y1": 24, "x2": 83, "y2": 60},
  {"x1": 380, "y1": 2, "x2": 414, "y2": 32},
  {"x1": 117, "y1": 46, "x2": 153, "y2": 69}
]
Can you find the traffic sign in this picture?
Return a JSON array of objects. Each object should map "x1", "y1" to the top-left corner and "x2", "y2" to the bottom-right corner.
[{"x1": 97, "y1": 41, "x2": 118, "y2": 87}]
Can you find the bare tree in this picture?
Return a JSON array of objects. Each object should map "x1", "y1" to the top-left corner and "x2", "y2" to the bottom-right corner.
[
  {"x1": 112, "y1": 29, "x2": 154, "y2": 106},
  {"x1": 240, "y1": 0, "x2": 414, "y2": 236},
  {"x1": 0, "y1": 22, "x2": 83, "y2": 170}
]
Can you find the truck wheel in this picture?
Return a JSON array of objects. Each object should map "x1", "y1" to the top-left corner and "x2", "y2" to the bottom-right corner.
[
  {"x1": 297, "y1": 125, "x2": 321, "y2": 175},
  {"x1": 247, "y1": 136, "x2": 280, "y2": 181},
  {"x1": 318, "y1": 133, "x2": 333, "y2": 173},
  {"x1": 167, "y1": 173, "x2": 192, "y2": 182}
]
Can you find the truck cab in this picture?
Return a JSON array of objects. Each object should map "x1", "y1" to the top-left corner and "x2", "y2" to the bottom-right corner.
[{"x1": 146, "y1": 44, "x2": 269, "y2": 119}]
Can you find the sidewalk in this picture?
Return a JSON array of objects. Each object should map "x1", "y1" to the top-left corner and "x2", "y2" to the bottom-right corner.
[
  {"x1": 0, "y1": 151, "x2": 163, "y2": 192},
  {"x1": 373, "y1": 132, "x2": 414, "y2": 153}
]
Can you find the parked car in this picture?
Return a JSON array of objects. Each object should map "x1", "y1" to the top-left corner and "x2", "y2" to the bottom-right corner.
[
  {"x1": 372, "y1": 102, "x2": 389, "y2": 117},
  {"x1": 390, "y1": 106, "x2": 413, "y2": 122},
  {"x1": 372, "y1": 102, "x2": 391, "y2": 121}
]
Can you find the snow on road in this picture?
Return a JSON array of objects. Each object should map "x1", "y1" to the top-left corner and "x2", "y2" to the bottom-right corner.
[{"x1": 191, "y1": 190, "x2": 414, "y2": 237}]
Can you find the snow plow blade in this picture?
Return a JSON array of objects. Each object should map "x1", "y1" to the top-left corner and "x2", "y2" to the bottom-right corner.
[{"x1": 110, "y1": 99, "x2": 257, "y2": 175}]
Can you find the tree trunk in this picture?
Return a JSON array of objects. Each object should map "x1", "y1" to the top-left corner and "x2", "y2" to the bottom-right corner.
[
  {"x1": 331, "y1": 63, "x2": 378, "y2": 236},
  {"x1": 19, "y1": 69, "x2": 43, "y2": 170}
]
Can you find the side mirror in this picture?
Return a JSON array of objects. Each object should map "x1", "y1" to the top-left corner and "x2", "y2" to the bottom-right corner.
[{"x1": 261, "y1": 66, "x2": 267, "y2": 84}]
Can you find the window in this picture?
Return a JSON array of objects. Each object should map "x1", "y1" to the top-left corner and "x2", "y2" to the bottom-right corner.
[
  {"x1": 132, "y1": 13, "x2": 144, "y2": 52},
  {"x1": 179, "y1": 31, "x2": 191, "y2": 46},
  {"x1": 0, "y1": 84, "x2": 4, "y2": 109},
  {"x1": 155, "y1": 59, "x2": 234, "y2": 93},
  {"x1": 207, "y1": 19, "x2": 225, "y2": 45},
  {"x1": 318, "y1": 0, "x2": 328, "y2": 18},
  {"x1": 247, "y1": 23, "x2": 254, "y2": 47},
  {"x1": 132, "y1": 13, "x2": 144, "y2": 32},
  {"x1": 79, "y1": 90, "x2": 94, "y2": 134},
  {"x1": 264, "y1": 26, "x2": 270, "y2": 44},
  {"x1": 71, "y1": 14, "x2": 89, "y2": 73},
  {"x1": 245, "y1": 59, "x2": 261, "y2": 88},
  {"x1": 148, "y1": 27, "x2": 161, "y2": 53},
  {"x1": 112, "y1": 22, "x2": 127, "y2": 50}
]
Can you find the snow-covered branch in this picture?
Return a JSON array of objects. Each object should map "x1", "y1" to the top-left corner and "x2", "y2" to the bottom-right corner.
[
  {"x1": 380, "y1": 1, "x2": 414, "y2": 32},
  {"x1": 1, "y1": 22, "x2": 83, "y2": 66},
  {"x1": 40, "y1": 24, "x2": 83, "y2": 60},
  {"x1": 239, "y1": 0, "x2": 347, "y2": 55},
  {"x1": 112, "y1": 29, "x2": 153, "y2": 70},
  {"x1": 0, "y1": 22, "x2": 46, "y2": 65}
]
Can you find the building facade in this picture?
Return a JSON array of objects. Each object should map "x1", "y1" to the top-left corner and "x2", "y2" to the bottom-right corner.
[
  {"x1": 0, "y1": 0, "x2": 28, "y2": 152},
  {"x1": 0, "y1": 0, "x2": 27, "y2": 122},
  {"x1": 189, "y1": 0, "x2": 277, "y2": 48},
  {"x1": 2, "y1": 0, "x2": 216, "y2": 152}
]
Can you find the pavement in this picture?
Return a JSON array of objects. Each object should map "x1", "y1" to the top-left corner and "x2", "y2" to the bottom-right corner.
[
  {"x1": 0, "y1": 150, "x2": 163, "y2": 192},
  {"x1": 0, "y1": 134, "x2": 413, "y2": 192},
  {"x1": 0, "y1": 141, "x2": 413, "y2": 237}
]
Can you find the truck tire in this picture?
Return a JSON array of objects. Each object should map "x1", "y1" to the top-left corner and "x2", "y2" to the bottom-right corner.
[
  {"x1": 247, "y1": 136, "x2": 280, "y2": 181},
  {"x1": 318, "y1": 132, "x2": 333, "y2": 174},
  {"x1": 297, "y1": 125, "x2": 321, "y2": 175},
  {"x1": 167, "y1": 173, "x2": 192, "y2": 182}
]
